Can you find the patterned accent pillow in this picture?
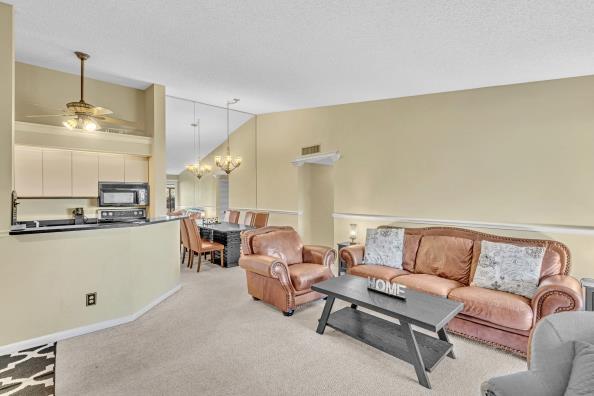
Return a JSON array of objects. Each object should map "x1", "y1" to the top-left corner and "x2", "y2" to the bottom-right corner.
[
  {"x1": 472, "y1": 241, "x2": 545, "y2": 298},
  {"x1": 363, "y1": 228, "x2": 404, "y2": 268}
]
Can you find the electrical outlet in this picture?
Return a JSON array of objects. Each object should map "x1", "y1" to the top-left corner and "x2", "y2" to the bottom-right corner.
[{"x1": 86, "y1": 292, "x2": 97, "y2": 306}]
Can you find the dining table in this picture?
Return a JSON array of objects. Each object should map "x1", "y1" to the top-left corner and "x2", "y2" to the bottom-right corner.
[{"x1": 198, "y1": 221, "x2": 255, "y2": 267}]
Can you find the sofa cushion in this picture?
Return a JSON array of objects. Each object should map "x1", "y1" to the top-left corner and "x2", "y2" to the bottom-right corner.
[
  {"x1": 349, "y1": 265, "x2": 409, "y2": 282},
  {"x1": 403, "y1": 233, "x2": 422, "y2": 272},
  {"x1": 415, "y1": 235, "x2": 474, "y2": 284},
  {"x1": 449, "y1": 286, "x2": 533, "y2": 331},
  {"x1": 394, "y1": 274, "x2": 464, "y2": 297},
  {"x1": 288, "y1": 263, "x2": 332, "y2": 291},
  {"x1": 363, "y1": 228, "x2": 404, "y2": 268},
  {"x1": 472, "y1": 241, "x2": 545, "y2": 298},
  {"x1": 251, "y1": 229, "x2": 303, "y2": 265}
]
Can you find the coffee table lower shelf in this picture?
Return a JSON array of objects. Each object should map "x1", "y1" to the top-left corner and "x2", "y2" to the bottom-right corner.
[{"x1": 326, "y1": 307, "x2": 453, "y2": 372}]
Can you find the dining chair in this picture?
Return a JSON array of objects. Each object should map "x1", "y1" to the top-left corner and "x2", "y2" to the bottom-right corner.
[
  {"x1": 243, "y1": 211, "x2": 255, "y2": 226},
  {"x1": 251, "y1": 212, "x2": 269, "y2": 228},
  {"x1": 179, "y1": 217, "x2": 191, "y2": 265},
  {"x1": 228, "y1": 210, "x2": 240, "y2": 224},
  {"x1": 184, "y1": 218, "x2": 225, "y2": 272}
]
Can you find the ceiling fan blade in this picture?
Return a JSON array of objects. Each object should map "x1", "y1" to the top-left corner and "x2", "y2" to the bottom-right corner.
[
  {"x1": 90, "y1": 106, "x2": 113, "y2": 116},
  {"x1": 25, "y1": 114, "x2": 69, "y2": 118},
  {"x1": 96, "y1": 116, "x2": 138, "y2": 129}
]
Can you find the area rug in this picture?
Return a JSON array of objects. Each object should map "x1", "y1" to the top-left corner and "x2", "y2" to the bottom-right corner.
[{"x1": 0, "y1": 343, "x2": 55, "y2": 395}]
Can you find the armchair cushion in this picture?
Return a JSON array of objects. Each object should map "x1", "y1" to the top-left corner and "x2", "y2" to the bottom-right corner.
[
  {"x1": 565, "y1": 341, "x2": 594, "y2": 395},
  {"x1": 349, "y1": 264, "x2": 409, "y2": 282},
  {"x1": 289, "y1": 263, "x2": 332, "y2": 291},
  {"x1": 251, "y1": 229, "x2": 304, "y2": 265},
  {"x1": 450, "y1": 286, "x2": 533, "y2": 331}
]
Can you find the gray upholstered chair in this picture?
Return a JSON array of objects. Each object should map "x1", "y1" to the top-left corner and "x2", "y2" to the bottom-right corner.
[{"x1": 482, "y1": 311, "x2": 594, "y2": 396}]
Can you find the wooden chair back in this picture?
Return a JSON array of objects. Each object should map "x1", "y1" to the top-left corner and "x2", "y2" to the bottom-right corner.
[
  {"x1": 183, "y1": 218, "x2": 203, "y2": 252},
  {"x1": 228, "y1": 210, "x2": 240, "y2": 224},
  {"x1": 244, "y1": 211, "x2": 255, "y2": 226},
  {"x1": 180, "y1": 218, "x2": 191, "y2": 249},
  {"x1": 252, "y1": 212, "x2": 269, "y2": 228}
]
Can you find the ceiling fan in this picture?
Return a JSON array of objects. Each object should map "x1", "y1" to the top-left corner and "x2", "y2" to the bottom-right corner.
[{"x1": 26, "y1": 51, "x2": 136, "y2": 132}]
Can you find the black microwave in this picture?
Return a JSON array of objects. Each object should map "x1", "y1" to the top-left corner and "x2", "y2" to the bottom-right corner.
[{"x1": 98, "y1": 182, "x2": 149, "y2": 207}]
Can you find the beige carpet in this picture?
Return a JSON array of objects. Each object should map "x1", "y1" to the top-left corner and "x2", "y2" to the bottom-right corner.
[{"x1": 56, "y1": 262, "x2": 525, "y2": 395}]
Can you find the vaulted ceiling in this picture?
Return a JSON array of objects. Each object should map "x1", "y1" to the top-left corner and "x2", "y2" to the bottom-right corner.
[{"x1": 7, "y1": 0, "x2": 594, "y2": 172}]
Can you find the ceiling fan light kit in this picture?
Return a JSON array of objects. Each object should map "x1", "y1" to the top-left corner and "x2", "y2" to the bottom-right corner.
[
  {"x1": 215, "y1": 98, "x2": 242, "y2": 175},
  {"x1": 27, "y1": 51, "x2": 134, "y2": 133}
]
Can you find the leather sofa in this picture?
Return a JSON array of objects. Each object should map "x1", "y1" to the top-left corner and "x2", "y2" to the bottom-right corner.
[
  {"x1": 239, "y1": 226, "x2": 335, "y2": 316},
  {"x1": 340, "y1": 226, "x2": 584, "y2": 356}
]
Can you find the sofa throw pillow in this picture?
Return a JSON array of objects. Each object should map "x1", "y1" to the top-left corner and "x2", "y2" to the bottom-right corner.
[
  {"x1": 471, "y1": 241, "x2": 545, "y2": 298},
  {"x1": 565, "y1": 341, "x2": 594, "y2": 396},
  {"x1": 363, "y1": 228, "x2": 404, "y2": 268}
]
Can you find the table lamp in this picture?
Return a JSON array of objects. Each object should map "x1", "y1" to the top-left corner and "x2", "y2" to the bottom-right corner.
[{"x1": 349, "y1": 223, "x2": 358, "y2": 245}]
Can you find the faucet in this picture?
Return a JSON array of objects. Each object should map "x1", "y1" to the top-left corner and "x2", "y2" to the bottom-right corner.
[{"x1": 33, "y1": 220, "x2": 40, "y2": 228}]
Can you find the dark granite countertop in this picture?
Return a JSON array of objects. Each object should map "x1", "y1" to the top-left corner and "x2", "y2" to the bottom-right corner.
[
  {"x1": 9, "y1": 216, "x2": 186, "y2": 235},
  {"x1": 199, "y1": 222, "x2": 254, "y2": 232}
]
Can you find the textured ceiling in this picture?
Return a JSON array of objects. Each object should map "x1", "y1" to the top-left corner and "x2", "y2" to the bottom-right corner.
[
  {"x1": 7, "y1": 0, "x2": 594, "y2": 115},
  {"x1": 6, "y1": 1, "x2": 594, "y2": 173}
]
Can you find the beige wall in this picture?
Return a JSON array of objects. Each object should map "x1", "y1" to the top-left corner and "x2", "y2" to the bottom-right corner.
[
  {"x1": 15, "y1": 62, "x2": 146, "y2": 133},
  {"x1": 298, "y1": 164, "x2": 334, "y2": 246},
  {"x1": 0, "y1": 221, "x2": 180, "y2": 348},
  {"x1": 190, "y1": 75, "x2": 594, "y2": 280},
  {"x1": 0, "y1": 3, "x2": 14, "y2": 232}
]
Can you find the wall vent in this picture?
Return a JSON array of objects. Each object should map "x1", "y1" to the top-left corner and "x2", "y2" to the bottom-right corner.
[{"x1": 301, "y1": 145, "x2": 321, "y2": 156}]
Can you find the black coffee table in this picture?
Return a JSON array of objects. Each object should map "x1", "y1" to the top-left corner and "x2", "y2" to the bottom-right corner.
[{"x1": 312, "y1": 275, "x2": 464, "y2": 389}]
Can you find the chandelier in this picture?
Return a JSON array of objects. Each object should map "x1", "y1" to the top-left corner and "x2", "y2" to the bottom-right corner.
[
  {"x1": 185, "y1": 103, "x2": 211, "y2": 179},
  {"x1": 215, "y1": 99, "x2": 242, "y2": 174}
]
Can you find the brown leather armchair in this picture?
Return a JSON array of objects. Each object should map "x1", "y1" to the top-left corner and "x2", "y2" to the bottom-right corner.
[{"x1": 239, "y1": 226, "x2": 335, "y2": 316}]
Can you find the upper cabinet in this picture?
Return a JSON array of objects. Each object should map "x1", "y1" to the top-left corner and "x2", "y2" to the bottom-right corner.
[
  {"x1": 98, "y1": 153, "x2": 125, "y2": 183},
  {"x1": 14, "y1": 146, "x2": 43, "y2": 197},
  {"x1": 124, "y1": 155, "x2": 149, "y2": 183},
  {"x1": 72, "y1": 151, "x2": 99, "y2": 197},
  {"x1": 14, "y1": 146, "x2": 149, "y2": 198},
  {"x1": 42, "y1": 150, "x2": 72, "y2": 197}
]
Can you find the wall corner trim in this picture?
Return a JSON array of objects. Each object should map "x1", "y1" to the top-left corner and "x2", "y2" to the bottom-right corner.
[{"x1": 0, "y1": 283, "x2": 181, "y2": 356}]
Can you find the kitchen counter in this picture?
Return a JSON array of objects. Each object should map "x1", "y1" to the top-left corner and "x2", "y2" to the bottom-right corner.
[{"x1": 9, "y1": 215, "x2": 186, "y2": 235}]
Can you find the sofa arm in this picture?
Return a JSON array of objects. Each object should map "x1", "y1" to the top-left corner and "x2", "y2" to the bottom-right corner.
[
  {"x1": 303, "y1": 245, "x2": 336, "y2": 268},
  {"x1": 481, "y1": 369, "x2": 566, "y2": 396},
  {"x1": 340, "y1": 244, "x2": 365, "y2": 270},
  {"x1": 532, "y1": 275, "x2": 584, "y2": 323}
]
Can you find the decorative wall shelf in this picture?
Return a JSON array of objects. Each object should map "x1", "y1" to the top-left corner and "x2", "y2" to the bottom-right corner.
[{"x1": 290, "y1": 150, "x2": 341, "y2": 167}]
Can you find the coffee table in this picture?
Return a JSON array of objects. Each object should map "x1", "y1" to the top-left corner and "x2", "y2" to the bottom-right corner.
[{"x1": 312, "y1": 275, "x2": 464, "y2": 389}]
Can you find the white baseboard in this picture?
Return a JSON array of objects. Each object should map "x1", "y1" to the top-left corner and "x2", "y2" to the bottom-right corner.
[{"x1": 0, "y1": 284, "x2": 181, "y2": 356}]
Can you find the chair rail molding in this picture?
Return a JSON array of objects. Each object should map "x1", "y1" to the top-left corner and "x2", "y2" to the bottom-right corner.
[
  {"x1": 234, "y1": 207, "x2": 302, "y2": 216},
  {"x1": 332, "y1": 212, "x2": 594, "y2": 236},
  {"x1": 290, "y1": 150, "x2": 340, "y2": 167}
]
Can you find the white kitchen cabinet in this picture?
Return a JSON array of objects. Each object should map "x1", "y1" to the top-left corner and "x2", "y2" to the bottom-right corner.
[
  {"x1": 98, "y1": 153, "x2": 125, "y2": 182},
  {"x1": 14, "y1": 146, "x2": 43, "y2": 197},
  {"x1": 72, "y1": 151, "x2": 99, "y2": 197},
  {"x1": 124, "y1": 155, "x2": 149, "y2": 183},
  {"x1": 42, "y1": 149, "x2": 72, "y2": 197}
]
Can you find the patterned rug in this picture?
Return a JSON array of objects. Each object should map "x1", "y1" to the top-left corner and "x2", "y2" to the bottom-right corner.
[{"x1": 0, "y1": 343, "x2": 55, "y2": 395}]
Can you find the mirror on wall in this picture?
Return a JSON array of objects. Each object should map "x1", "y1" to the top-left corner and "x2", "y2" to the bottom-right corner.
[{"x1": 165, "y1": 96, "x2": 255, "y2": 214}]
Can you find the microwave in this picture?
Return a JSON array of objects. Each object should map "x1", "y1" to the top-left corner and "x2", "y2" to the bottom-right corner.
[{"x1": 98, "y1": 182, "x2": 149, "y2": 207}]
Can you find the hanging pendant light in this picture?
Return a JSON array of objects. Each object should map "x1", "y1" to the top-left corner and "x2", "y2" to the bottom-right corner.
[
  {"x1": 215, "y1": 99, "x2": 242, "y2": 174},
  {"x1": 185, "y1": 103, "x2": 211, "y2": 179}
]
